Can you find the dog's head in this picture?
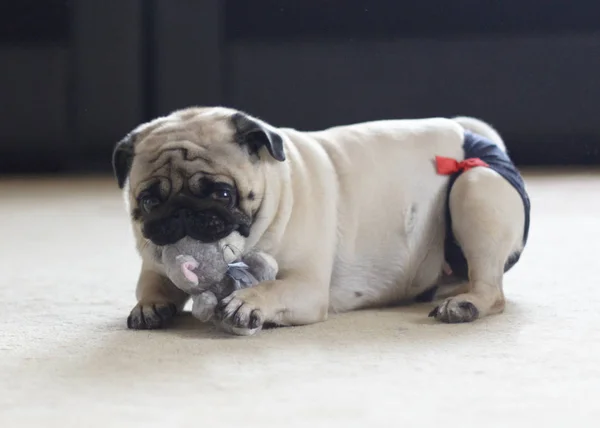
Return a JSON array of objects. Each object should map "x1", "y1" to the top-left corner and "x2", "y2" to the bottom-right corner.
[{"x1": 111, "y1": 107, "x2": 286, "y2": 252}]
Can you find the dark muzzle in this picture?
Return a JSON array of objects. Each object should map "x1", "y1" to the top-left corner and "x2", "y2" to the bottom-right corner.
[{"x1": 142, "y1": 194, "x2": 251, "y2": 246}]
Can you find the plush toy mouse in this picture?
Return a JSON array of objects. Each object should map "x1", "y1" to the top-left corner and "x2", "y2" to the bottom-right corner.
[{"x1": 161, "y1": 236, "x2": 278, "y2": 322}]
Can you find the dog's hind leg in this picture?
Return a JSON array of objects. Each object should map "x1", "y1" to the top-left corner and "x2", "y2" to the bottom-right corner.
[{"x1": 429, "y1": 166, "x2": 525, "y2": 323}]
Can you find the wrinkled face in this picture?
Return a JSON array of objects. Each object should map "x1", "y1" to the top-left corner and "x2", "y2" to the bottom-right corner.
[
  {"x1": 112, "y1": 107, "x2": 285, "y2": 249},
  {"x1": 133, "y1": 171, "x2": 251, "y2": 246}
]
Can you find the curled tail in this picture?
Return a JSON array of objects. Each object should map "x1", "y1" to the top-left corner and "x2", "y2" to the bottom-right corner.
[{"x1": 452, "y1": 116, "x2": 506, "y2": 152}]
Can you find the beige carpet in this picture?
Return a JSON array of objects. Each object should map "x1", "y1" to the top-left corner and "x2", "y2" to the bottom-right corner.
[{"x1": 1, "y1": 170, "x2": 599, "y2": 428}]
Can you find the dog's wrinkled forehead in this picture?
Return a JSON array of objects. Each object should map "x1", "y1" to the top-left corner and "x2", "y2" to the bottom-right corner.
[
  {"x1": 112, "y1": 106, "x2": 285, "y2": 198},
  {"x1": 130, "y1": 108, "x2": 248, "y2": 190},
  {"x1": 136, "y1": 108, "x2": 235, "y2": 154}
]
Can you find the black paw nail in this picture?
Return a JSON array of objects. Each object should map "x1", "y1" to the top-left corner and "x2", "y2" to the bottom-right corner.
[
  {"x1": 153, "y1": 303, "x2": 177, "y2": 319},
  {"x1": 214, "y1": 305, "x2": 229, "y2": 321},
  {"x1": 249, "y1": 311, "x2": 262, "y2": 329},
  {"x1": 457, "y1": 301, "x2": 479, "y2": 320},
  {"x1": 233, "y1": 310, "x2": 246, "y2": 327},
  {"x1": 126, "y1": 313, "x2": 138, "y2": 329},
  {"x1": 127, "y1": 307, "x2": 145, "y2": 329}
]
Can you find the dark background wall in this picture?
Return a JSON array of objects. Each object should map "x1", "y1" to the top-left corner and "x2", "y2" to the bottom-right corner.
[{"x1": 1, "y1": 0, "x2": 600, "y2": 175}]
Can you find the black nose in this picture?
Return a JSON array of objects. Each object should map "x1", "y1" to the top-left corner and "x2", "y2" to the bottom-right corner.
[
  {"x1": 143, "y1": 207, "x2": 237, "y2": 246},
  {"x1": 174, "y1": 208, "x2": 193, "y2": 220},
  {"x1": 184, "y1": 210, "x2": 235, "y2": 243},
  {"x1": 142, "y1": 214, "x2": 186, "y2": 246}
]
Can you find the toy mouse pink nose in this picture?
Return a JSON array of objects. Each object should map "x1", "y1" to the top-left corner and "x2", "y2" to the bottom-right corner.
[{"x1": 181, "y1": 261, "x2": 199, "y2": 285}]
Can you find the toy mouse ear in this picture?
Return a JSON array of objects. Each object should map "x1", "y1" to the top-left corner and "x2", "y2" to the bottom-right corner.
[
  {"x1": 231, "y1": 112, "x2": 286, "y2": 162},
  {"x1": 181, "y1": 261, "x2": 200, "y2": 285},
  {"x1": 176, "y1": 255, "x2": 200, "y2": 285}
]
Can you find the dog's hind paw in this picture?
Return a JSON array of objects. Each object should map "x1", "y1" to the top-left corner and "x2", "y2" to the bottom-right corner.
[{"x1": 429, "y1": 298, "x2": 479, "y2": 323}]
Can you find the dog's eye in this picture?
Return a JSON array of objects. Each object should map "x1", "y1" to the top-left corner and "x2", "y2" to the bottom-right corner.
[
  {"x1": 140, "y1": 195, "x2": 161, "y2": 213},
  {"x1": 210, "y1": 188, "x2": 234, "y2": 206}
]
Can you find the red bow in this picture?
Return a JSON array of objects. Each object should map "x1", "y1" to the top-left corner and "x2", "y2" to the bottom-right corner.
[{"x1": 435, "y1": 156, "x2": 489, "y2": 175}]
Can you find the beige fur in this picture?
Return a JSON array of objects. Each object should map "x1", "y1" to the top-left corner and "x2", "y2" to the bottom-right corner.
[{"x1": 117, "y1": 107, "x2": 526, "y2": 335}]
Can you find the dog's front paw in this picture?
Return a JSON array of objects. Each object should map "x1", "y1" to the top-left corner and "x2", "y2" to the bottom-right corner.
[
  {"x1": 215, "y1": 290, "x2": 265, "y2": 336},
  {"x1": 428, "y1": 297, "x2": 479, "y2": 323},
  {"x1": 127, "y1": 302, "x2": 177, "y2": 330}
]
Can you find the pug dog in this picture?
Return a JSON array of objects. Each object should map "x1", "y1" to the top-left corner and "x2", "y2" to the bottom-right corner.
[{"x1": 112, "y1": 107, "x2": 530, "y2": 335}]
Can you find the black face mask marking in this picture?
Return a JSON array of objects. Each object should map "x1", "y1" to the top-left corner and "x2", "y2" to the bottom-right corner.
[{"x1": 138, "y1": 182, "x2": 251, "y2": 246}]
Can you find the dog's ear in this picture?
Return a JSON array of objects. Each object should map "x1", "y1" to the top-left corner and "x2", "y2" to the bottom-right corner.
[
  {"x1": 112, "y1": 133, "x2": 136, "y2": 189},
  {"x1": 231, "y1": 112, "x2": 285, "y2": 162}
]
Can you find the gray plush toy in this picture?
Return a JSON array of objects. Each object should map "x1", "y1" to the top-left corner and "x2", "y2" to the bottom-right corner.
[{"x1": 161, "y1": 236, "x2": 278, "y2": 323}]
